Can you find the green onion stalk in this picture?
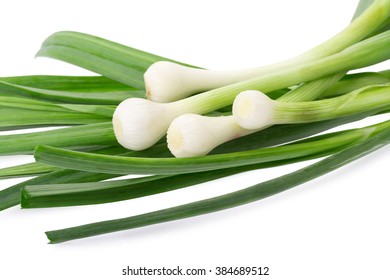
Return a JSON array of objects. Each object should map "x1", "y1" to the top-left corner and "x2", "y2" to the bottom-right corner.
[{"x1": 232, "y1": 84, "x2": 390, "y2": 129}]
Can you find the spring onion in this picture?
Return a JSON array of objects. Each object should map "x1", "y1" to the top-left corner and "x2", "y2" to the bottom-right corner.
[
  {"x1": 114, "y1": 30, "x2": 390, "y2": 151},
  {"x1": 233, "y1": 84, "x2": 390, "y2": 130},
  {"x1": 144, "y1": 0, "x2": 390, "y2": 102},
  {"x1": 0, "y1": 0, "x2": 388, "y2": 245},
  {"x1": 167, "y1": 74, "x2": 344, "y2": 157},
  {"x1": 167, "y1": 70, "x2": 390, "y2": 157},
  {"x1": 165, "y1": 0, "x2": 390, "y2": 157}
]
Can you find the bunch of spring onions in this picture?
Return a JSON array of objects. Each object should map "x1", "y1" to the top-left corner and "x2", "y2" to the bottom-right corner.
[{"x1": 1, "y1": 0, "x2": 390, "y2": 243}]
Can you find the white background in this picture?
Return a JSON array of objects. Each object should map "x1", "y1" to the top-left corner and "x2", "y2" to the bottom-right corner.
[{"x1": 1, "y1": 0, "x2": 390, "y2": 279}]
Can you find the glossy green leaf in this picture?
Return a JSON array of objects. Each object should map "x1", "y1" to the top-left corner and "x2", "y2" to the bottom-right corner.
[
  {"x1": 44, "y1": 117, "x2": 390, "y2": 243},
  {"x1": 0, "y1": 108, "x2": 108, "y2": 130},
  {"x1": 0, "y1": 162, "x2": 57, "y2": 179},
  {"x1": 21, "y1": 154, "x2": 328, "y2": 208},
  {"x1": 36, "y1": 31, "x2": 196, "y2": 88},
  {"x1": 0, "y1": 122, "x2": 117, "y2": 155},
  {"x1": 0, "y1": 95, "x2": 114, "y2": 129},
  {"x1": 0, "y1": 75, "x2": 144, "y2": 105},
  {"x1": 34, "y1": 119, "x2": 390, "y2": 175},
  {"x1": 0, "y1": 144, "x2": 171, "y2": 211}
]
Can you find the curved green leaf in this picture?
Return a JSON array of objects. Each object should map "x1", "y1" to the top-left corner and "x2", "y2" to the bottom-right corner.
[{"x1": 44, "y1": 117, "x2": 390, "y2": 243}]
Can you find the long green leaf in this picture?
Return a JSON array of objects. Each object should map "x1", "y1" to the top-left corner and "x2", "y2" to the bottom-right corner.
[
  {"x1": 0, "y1": 144, "x2": 171, "y2": 211},
  {"x1": 0, "y1": 169, "x2": 120, "y2": 212},
  {"x1": 3, "y1": 110, "x2": 387, "y2": 209},
  {"x1": 24, "y1": 119, "x2": 390, "y2": 208},
  {"x1": 0, "y1": 146, "x2": 129, "y2": 180},
  {"x1": 0, "y1": 75, "x2": 144, "y2": 105},
  {"x1": 212, "y1": 110, "x2": 389, "y2": 153},
  {"x1": 34, "y1": 119, "x2": 390, "y2": 175},
  {"x1": 36, "y1": 31, "x2": 196, "y2": 88},
  {"x1": 0, "y1": 122, "x2": 117, "y2": 155},
  {"x1": 0, "y1": 93, "x2": 117, "y2": 118},
  {"x1": 0, "y1": 96, "x2": 75, "y2": 112},
  {"x1": 321, "y1": 72, "x2": 390, "y2": 98},
  {"x1": 0, "y1": 95, "x2": 116, "y2": 129},
  {"x1": 0, "y1": 108, "x2": 111, "y2": 130},
  {"x1": 0, "y1": 162, "x2": 57, "y2": 179},
  {"x1": 21, "y1": 154, "x2": 329, "y2": 208},
  {"x1": 0, "y1": 75, "x2": 132, "y2": 91},
  {"x1": 6, "y1": 111, "x2": 387, "y2": 210},
  {"x1": 0, "y1": 95, "x2": 115, "y2": 116},
  {"x1": 44, "y1": 118, "x2": 390, "y2": 243}
]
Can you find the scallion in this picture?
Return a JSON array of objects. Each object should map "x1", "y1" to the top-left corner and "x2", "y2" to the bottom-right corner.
[
  {"x1": 114, "y1": 30, "x2": 390, "y2": 151},
  {"x1": 144, "y1": 0, "x2": 390, "y2": 102},
  {"x1": 233, "y1": 84, "x2": 390, "y2": 130}
]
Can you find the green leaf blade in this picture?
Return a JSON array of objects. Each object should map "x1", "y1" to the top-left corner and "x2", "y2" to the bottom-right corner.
[
  {"x1": 44, "y1": 118, "x2": 390, "y2": 243},
  {"x1": 36, "y1": 31, "x2": 198, "y2": 88},
  {"x1": 0, "y1": 162, "x2": 57, "y2": 179},
  {"x1": 33, "y1": 122, "x2": 381, "y2": 175},
  {"x1": 0, "y1": 122, "x2": 117, "y2": 155}
]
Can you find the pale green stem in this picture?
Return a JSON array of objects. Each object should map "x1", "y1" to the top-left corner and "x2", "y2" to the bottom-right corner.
[
  {"x1": 145, "y1": 0, "x2": 390, "y2": 102},
  {"x1": 273, "y1": 85, "x2": 390, "y2": 124},
  {"x1": 174, "y1": 30, "x2": 390, "y2": 114}
]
